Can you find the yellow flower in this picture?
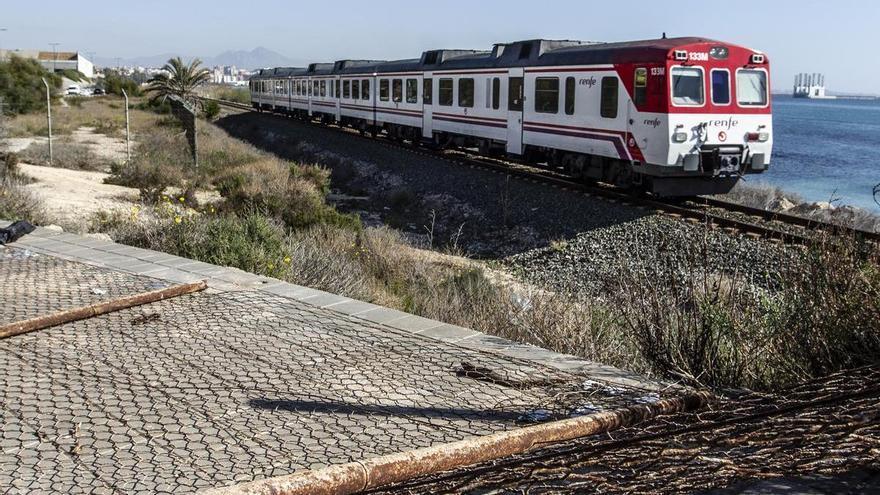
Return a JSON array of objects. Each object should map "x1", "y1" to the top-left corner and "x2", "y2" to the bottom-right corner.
[
  {"x1": 178, "y1": 197, "x2": 185, "y2": 203},
  {"x1": 174, "y1": 216, "x2": 182, "y2": 224},
  {"x1": 283, "y1": 256, "x2": 291, "y2": 264}
]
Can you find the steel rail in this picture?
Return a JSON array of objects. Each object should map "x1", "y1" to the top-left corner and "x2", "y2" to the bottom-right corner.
[{"x1": 204, "y1": 97, "x2": 874, "y2": 246}]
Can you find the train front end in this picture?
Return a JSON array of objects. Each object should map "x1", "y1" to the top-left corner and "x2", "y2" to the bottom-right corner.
[{"x1": 651, "y1": 42, "x2": 773, "y2": 196}]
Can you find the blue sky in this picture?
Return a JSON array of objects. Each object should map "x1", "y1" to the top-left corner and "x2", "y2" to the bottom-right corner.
[{"x1": 2, "y1": 0, "x2": 878, "y2": 93}]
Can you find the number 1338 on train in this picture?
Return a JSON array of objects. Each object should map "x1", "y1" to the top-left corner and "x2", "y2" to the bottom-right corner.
[{"x1": 250, "y1": 36, "x2": 772, "y2": 196}]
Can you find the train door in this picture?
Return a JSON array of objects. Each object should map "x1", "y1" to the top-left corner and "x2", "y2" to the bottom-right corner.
[
  {"x1": 334, "y1": 77, "x2": 341, "y2": 122},
  {"x1": 506, "y1": 68, "x2": 524, "y2": 155},
  {"x1": 422, "y1": 72, "x2": 433, "y2": 139},
  {"x1": 307, "y1": 78, "x2": 313, "y2": 117}
]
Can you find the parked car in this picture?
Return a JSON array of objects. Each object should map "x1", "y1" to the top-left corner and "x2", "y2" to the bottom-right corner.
[
  {"x1": 66, "y1": 85, "x2": 81, "y2": 96},
  {"x1": 92, "y1": 87, "x2": 105, "y2": 96}
]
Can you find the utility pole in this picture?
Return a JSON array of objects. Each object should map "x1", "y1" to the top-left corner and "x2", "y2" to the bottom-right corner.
[
  {"x1": 41, "y1": 78, "x2": 53, "y2": 166},
  {"x1": 49, "y1": 42, "x2": 60, "y2": 73},
  {"x1": 0, "y1": 28, "x2": 7, "y2": 61},
  {"x1": 121, "y1": 89, "x2": 131, "y2": 163}
]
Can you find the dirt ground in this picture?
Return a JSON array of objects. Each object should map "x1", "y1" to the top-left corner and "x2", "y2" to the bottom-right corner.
[{"x1": 17, "y1": 162, "x2": 138, "y2": 226}]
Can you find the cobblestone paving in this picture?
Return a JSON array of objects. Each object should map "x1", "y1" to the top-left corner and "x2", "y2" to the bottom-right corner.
[
  {"x1": 1, "y1": 284, "x2": 657, "y2": 494},
  {"x1": 0, "y1": 246, "x2": 169, "y2": 325}
]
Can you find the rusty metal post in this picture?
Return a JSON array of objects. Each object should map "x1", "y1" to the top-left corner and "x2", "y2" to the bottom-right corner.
[
  {"x1": 0, "y1": 280, "x2": 207, "y2": 340},
  {"x1": 41, "y1": 77, "x2": 52, "y2": 166},
  {"x1": 202, "y1": 391, "x2": 712, "y2": 495}
]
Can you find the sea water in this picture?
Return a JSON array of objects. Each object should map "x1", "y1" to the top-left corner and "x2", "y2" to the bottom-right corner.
[{"x1": 748, "y1": 95, "x2": 880, "y2": 210}]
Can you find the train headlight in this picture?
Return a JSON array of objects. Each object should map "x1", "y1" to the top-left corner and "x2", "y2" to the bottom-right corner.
[
  {"x1": 672, "y1": 132, "x2": 688, "y2": 143},
  {"x1": 747, "y1": 132, "x2": 770, "y2": 142}
]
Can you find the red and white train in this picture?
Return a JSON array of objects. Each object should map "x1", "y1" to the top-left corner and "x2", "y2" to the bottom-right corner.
[{"x1": 250, "y1": 37, "x2": 772, "y2": 196}]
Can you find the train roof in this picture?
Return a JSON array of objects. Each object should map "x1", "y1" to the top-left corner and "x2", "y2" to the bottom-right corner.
[{"x1": 256, "y1": 36, "x2": 743, "y2": 78}]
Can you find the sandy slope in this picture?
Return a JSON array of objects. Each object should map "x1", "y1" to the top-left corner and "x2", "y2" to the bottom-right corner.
[{"x1": 18, "y1": 163, "x2": 138, "y2": 225}]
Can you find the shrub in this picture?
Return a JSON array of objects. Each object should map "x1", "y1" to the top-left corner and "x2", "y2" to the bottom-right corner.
[
  {"x1": 614, "y1": 230, "x2": 880, "y2": 391},
  {"x1": 211, "y1": 86, "x2": 251, "y2": 104},
  {"x1": 0, "y1": 177, "x2": 47, "y2": 223},
  {"x1": 215, "y1": 159, "x2": 357, "y2": 231},
  {"x1": 0, "y1": 55, "x2": 62, "y2": 114},
  {"x1": 95, "y1": 208, "x2": 292, "y2": 279},
  {"x1": 102, "y1": 70, "x2": 143, "y2": 97},
  {"x1": 203, "y1": 100, "x2": 220, "y2": 120},
  {"x1": 1, "y1": 152, "x2": 20, "y2": 179},
  {"x1": 106, "y1": 130, "x2": 191, "y2": 202}
]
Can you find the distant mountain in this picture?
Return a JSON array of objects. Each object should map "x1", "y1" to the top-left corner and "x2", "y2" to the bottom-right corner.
[
  {"x1": 209, "y1": 47, "x2": 298, "y2": 69},
  {"x1": 95, "y1": 47, "x2": 302, "y2": 70}
]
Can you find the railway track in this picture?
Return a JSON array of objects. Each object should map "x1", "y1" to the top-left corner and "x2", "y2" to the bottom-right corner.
[{"x1": 204, "y1": 97, "x2": 879, "y2": 246}]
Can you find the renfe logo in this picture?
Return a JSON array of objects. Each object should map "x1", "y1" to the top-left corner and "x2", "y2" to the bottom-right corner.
[
  {"x1": 707, "y1": 117, "x2": 740, "y2": 130},
  {"x1": 579, "y1": 76, "x2": 597, "y2": 88},
  {"x1": 643, "y1": 118, "x2": 661, "y2": 128}
]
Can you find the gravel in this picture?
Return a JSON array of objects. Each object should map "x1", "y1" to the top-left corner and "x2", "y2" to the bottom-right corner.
[
  {"x1": 217, "y1": 113, "x2": 646, "y2": 257},
  {"x1": 504, "y1": 215, "x2": 799, "y2": 298},
  {"x1": 217, "y1": 112, "x2": 800, "y2": 298}
]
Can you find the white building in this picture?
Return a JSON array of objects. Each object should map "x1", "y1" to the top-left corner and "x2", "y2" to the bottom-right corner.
[{"x1": 0, "y1": 49, "x2": 94, "y2": 79}]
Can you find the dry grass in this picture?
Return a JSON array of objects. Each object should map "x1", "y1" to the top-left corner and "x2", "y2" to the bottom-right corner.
[
  {"x1": 5, "y1": 96, "x2": 165, "y2": 139},
  {"x1": 0, "y1": 177, "x2": 47, "y2": 224},
  {"x1": 18, "y1": 139, "x2": 113, "y2": 171},
  {"x1": 615, "y1": 231, "x2": 880, "y2": 391}
]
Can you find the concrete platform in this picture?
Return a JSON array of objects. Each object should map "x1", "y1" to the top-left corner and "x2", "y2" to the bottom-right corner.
[{"x1": 1, "y1": 225, "x2": 668, "y2": 493}]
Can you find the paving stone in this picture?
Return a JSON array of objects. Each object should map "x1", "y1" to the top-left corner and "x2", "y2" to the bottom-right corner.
[{"x1": 1, "y1": 232, "x2": 665, "y2": 493}]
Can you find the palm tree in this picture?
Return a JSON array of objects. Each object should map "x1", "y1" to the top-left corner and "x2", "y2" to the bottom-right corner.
[{"x1": 146, "y1": 57, "x2": 211, "y2": 107}]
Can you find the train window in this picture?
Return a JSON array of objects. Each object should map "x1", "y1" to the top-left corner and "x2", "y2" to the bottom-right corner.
[
  {"x1": 406, "y1": 79, "x2": 418, "y2": 103},
  {"x1": 535, "y1": 77, "x2": 559, "y2": 114},
  {"x1": 459, "y1": 78, "x2": 474, "y2": 107},
  {"x1": 393, "y1": 79, "x2": 403, "y2": 102},
  {"x1": 634, "y1": 68, "x2": 647, "y2": 105},
  {"x1": 362, "y1": 80, "x2": 370, "y2": 100},
  {"x1": 492, "y1": 78, "x2": 501, "y2": 110},
  {"x1": 423, "y1": 79, "x2": 433, "y2": 105},
  {"x1": 335, "y1": 80, "x2": 340, "y2": 99},
  {"x1": 380, "y1": 79, "x2": 390, "y2": 101},
  {"x1": 321, "y1": 81, "x2": 327, "y2": 97},
  {"x1": 509, "y1": 77, "x2": 524, "y2": 111},
  {"x1": 439, "y1": 78, "x2": 453, "y2": 106},
  {"x1": 565, "y1": 77, "x2": 576, "y2": 115},
  {"x1": 600, "y1": 77, "x2": 618, "y2": 118},
  {"x1": 353, "y1": 80, "x2": 361, "y2": 100},
  {"x1": 736, "y1": 69, "x2": 768, "y2": 106},
  {"x1": 711, "y1": 70, "x2": 730, "y2": 105},
  {"x1": 343, "y1": 81, "x2": 351, "y2": 99},
  {"x1": 671, "y1": 67, "x2": 704, "y2": 106}
]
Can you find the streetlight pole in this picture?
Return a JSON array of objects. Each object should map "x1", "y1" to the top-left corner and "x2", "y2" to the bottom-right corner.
[
  {"x1": 49, "y1": 42, "x2": 60, "y2": 73},
  {"x1": 41, "y1": 78, "x2": 52, "y2": 166},
  {"x1": 121, "y1": 89, "x2": 131, "y2": 163}
]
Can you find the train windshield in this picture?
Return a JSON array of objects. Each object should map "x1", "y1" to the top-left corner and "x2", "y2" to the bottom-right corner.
[
  {"x1": 737, "y1": 69, "x2": 768, "y2": 106},
  {"x1": 671, "y1": 67, "x2": 704, "y2": 106}
]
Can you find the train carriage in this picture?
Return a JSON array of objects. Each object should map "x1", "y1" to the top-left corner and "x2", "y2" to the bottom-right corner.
[{"x1": 249, "y1": 36, "x2": 772, "y2": 196}]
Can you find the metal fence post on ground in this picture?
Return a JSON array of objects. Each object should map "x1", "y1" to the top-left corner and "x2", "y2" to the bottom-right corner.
[
  {"x1": 41, "y1": 78, "x2": 52, "y2": 166},
  {"x1": 121, "y1": 89, "x2": 131, "y2": 163}
]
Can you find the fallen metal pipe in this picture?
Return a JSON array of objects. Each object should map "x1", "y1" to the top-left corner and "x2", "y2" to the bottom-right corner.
[
  {"x1": 203, "y1": 391, "x2": 712, "y2": 495},
  {"x1": 0, "y1": 280, "x2": 208, "y2": 339}
]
